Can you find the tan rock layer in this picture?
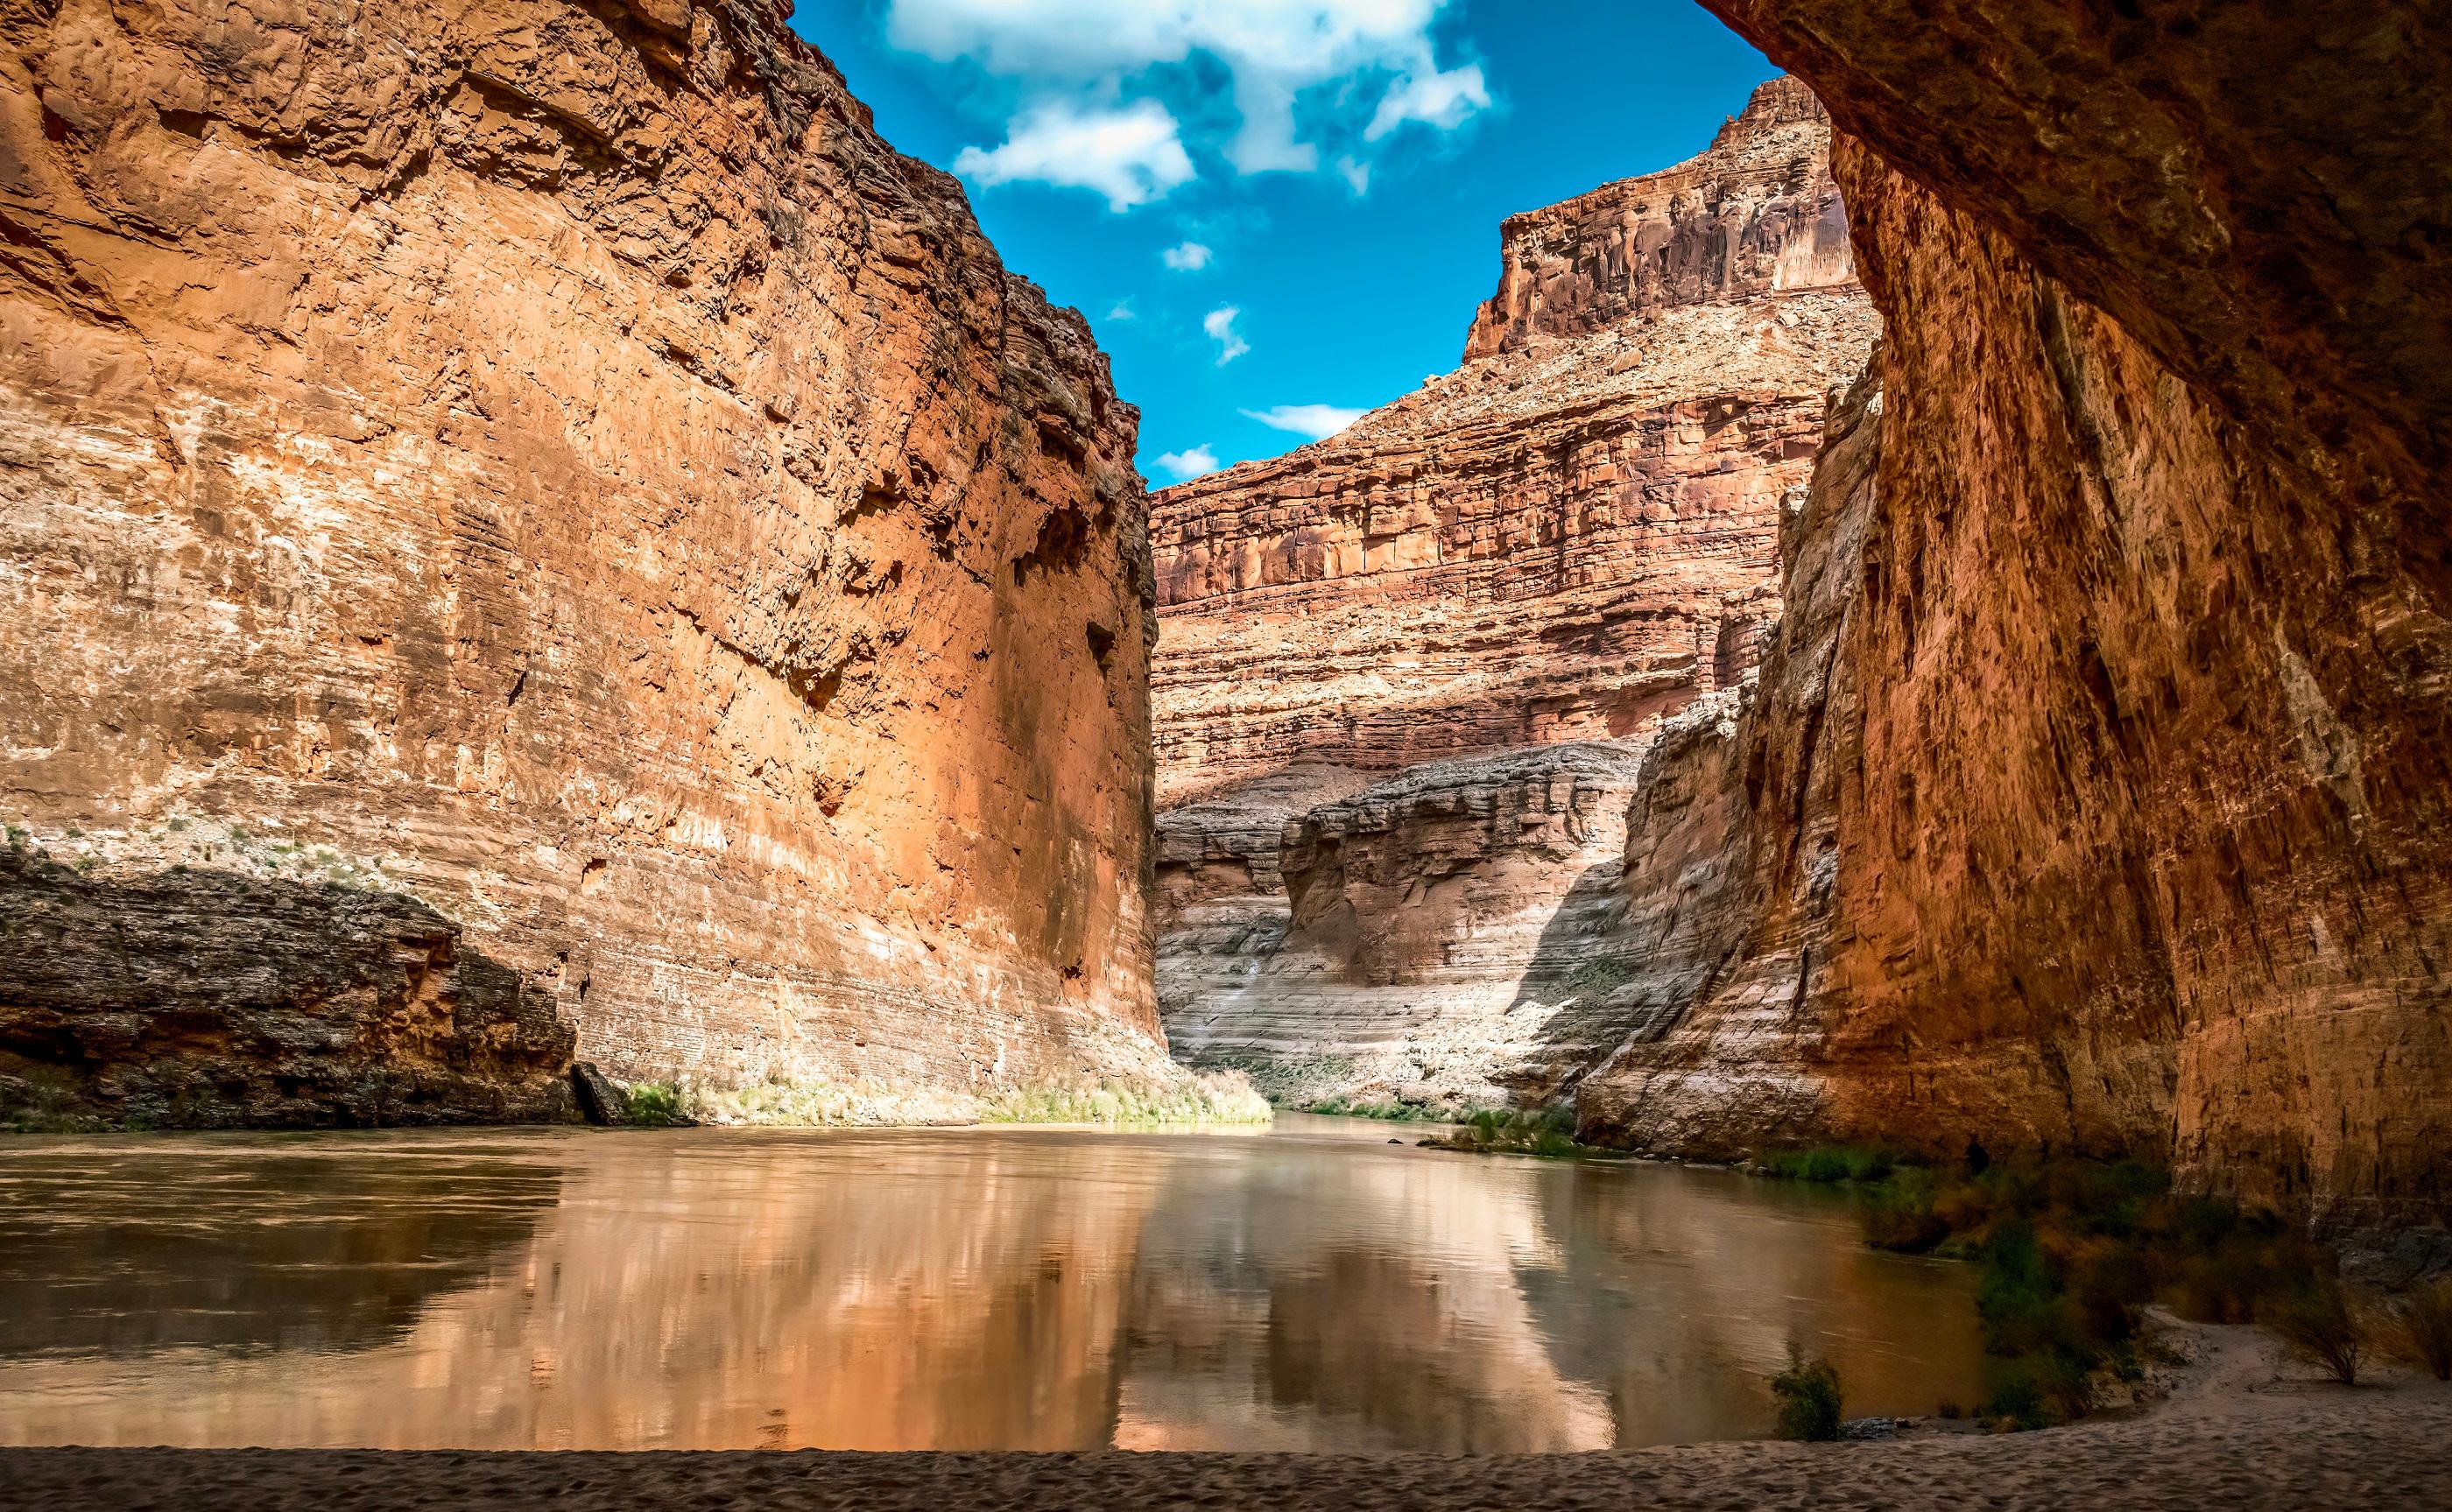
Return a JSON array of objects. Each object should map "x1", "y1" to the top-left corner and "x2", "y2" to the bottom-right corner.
[
  {"x1": 0, "y1": 0, "x2": 1161, "y2": 1123},
  {"x1": 1161, "y1": 744, "x2": 1650, "y2": 1109}
]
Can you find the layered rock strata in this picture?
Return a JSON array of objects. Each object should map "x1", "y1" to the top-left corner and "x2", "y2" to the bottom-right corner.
[
  {"x1": 0, "y1": 0, "x2": 1164, "y2": 1126},
  {"x1": 1576, "y1": 2, "x2": 2452, "y2": 1226},
  {"x1": 1152, "y1": 81, "x2": 1876, "y2": 1107}
]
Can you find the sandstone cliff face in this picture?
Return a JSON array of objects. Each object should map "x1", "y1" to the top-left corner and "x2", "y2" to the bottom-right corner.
[
  {"x1": 1467, "y1": 76, "x2": 1854, "y2": 361},
  {"x1": 1152, "y1": 81, "x2": 1875, "y2": 1108},
  {"x1": 0, "y1": 0, "x2": 1162, "y2": 1125},
  {"x1": 1162, "y1": 744, "x2": 1650, "y2": 1108},
  {"x1": 1581, "y1": 3, "x2": 2452, "y2": 1225}
]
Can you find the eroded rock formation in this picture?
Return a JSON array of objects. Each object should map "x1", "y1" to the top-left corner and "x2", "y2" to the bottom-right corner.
[
  {"x1": 1578, "y1": 2, "x2": 2452, "y2": 1226},
  {"x1": 0, "y1": 0, "x2": 1163, "y2": 1125},
  {"x1": 1152, "y1": 81, "x2": 1876, "y2": 1107}
]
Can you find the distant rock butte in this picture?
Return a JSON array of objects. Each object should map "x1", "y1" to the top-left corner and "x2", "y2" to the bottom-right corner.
[
  {"x1": 0, "y1": 0, "x2": 1165, "y2": 1126},
  {"x1": 1152, "y1": 80, "x2": 1877, "y2": 1109}
]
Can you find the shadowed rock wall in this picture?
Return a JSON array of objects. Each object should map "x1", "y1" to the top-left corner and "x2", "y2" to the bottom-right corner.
[
  {"x1": 0, "y1": 0, "x2": 1163, "y2": 1124},
  {"x1": 1583, "y1": 2, "x2": 2452, "y2": 1225}
]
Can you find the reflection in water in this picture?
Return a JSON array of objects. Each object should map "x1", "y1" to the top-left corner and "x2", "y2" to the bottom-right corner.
[{"x1": 0, "y1": 1117, "x2": 1983, "y2": 1451}]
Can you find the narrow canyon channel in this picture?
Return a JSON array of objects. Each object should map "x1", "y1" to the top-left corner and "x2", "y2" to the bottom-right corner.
[{"x1": 0, "y1": 1118, "x2": 1981, "y2": 1452}]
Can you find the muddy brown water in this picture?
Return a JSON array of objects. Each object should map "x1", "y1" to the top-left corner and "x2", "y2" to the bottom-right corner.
[{"x1": 0, "y1": 1114, "x2": 1983, "y2": 1451}]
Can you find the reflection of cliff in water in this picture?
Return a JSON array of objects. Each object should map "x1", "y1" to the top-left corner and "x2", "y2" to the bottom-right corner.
[
  {"x1": 0, "y1": 1129, "x2": 1153, "y2": 1450},
  {"x1": 0, "y1": 1122, "x2": 1982, "y2": 1451},
  {"x1": 1514, "y1": 1164, "x2": 1986, "y2": 1446},
  {"x1": 0, "y1": 1136, "x2": 560, "y2": 1359},
  {"x1": 1115, "y1": 1150, "x2": 1612, "y2": 1451}
]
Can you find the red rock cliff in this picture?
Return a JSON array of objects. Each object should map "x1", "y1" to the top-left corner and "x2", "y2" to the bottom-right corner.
[
  {"x1": 1152, "y1": 81, "x2": 1876, "y2": 1108},
  {"x1": 0, "y1": 0, "x2": 1164, "y2": 1124},
  {"x1": 1582, "y1": 2, "x2": 2452, "y2": 1227}
]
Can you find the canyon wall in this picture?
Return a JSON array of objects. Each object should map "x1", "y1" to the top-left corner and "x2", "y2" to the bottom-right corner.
[
  {"x1": 1152, "y1": 81, "x2": 1876, "y2": 1108},
  {"x1": 1578, "y1": 2, "x2": 2452, "y2": 1225},
  {"x1": 0, "y1": 0, "x2": 1164, "y2": 1126}
]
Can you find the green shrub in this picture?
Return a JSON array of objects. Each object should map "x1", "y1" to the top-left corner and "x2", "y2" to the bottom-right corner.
[
  {"x1": 625, "y1": 1082, "x2": 687, "y2": 1127},
  {"x1": 2265, "y1": 1279, "x2": 2368, "y2": 1384},
  {"x1": 1981, "y1": 1361, "x2": 2053, "y2": 1431},
  {"x1": 1770, "y1": 1351, "x2": 1843, "y2": 1441},
  {"x1": 2391, "y1": 1279, "x2": 2452, "y2": 1381},
  {"x1": 1758, "y1": 1144, "x2": 1902, "y2": 1185},
  {"x1": 1432, "y1": 1107, "x2": 1593, "y2": 1158},
  {"x1": 1304, "y1": 1095, "x2": 1451, "y2": 1122}
]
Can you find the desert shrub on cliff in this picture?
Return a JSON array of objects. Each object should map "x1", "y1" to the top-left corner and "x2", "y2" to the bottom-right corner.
[
  {"x1": 1564, "y1": 955, "x2": 1637, "y2": 996},
  {"x1": 2389, "y1": 1279, "x2": 2452, "y2": 1380},
  {"x1": 1770, "y1": 1350, "x2": 1844, "y2": 1441}
]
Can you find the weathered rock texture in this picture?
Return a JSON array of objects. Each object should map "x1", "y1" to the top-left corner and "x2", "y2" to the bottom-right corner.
[
  {"x1": 1467, "y1": 76, "x2": 1855, "y2": 361},
  {"x1": 0, "y1": 0, "x2": 1165, "y2": 1126},
  {"x1": 1152, "y1": 81, "x2": 1876, "y2": 1107},
  {"x1": 0, "y1": 841, "x2": 575, "y2": 1128},
  {"x1": 1579, "y1": 2, "x2": 2452, "y2": 1226}
]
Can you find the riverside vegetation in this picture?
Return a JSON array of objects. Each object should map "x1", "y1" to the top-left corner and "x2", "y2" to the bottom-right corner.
[{"x1": 1751, "y1": 1146, "x2": 2452, "y2": 1426}]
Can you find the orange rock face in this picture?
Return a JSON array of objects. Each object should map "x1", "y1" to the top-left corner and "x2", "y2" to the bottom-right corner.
[
  {"x1": 1152, "y1": 82, "x2": 1877, "y2": 1106},
  {"x1": 1582, "y1": 3, "x2": 2452, "y2": 1226},
  {"x1": 0, "y1": 0, "x2": 1163, "y2": 1124}
]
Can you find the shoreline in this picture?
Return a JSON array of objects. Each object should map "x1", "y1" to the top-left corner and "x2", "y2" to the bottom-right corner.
[{"x1": 7, "y1": 1323, "x2": 2446, "y2": 1510}]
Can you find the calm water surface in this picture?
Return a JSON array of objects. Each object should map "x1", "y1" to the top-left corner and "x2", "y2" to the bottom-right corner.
[{"x1": 0, "y1": 1115, "x2": 1982, "y2": 1451}]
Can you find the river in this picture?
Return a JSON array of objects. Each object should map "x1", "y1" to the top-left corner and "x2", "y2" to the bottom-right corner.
[{"x1": 0, "y1": 1114, "x2": 1983, "y2": 1451}]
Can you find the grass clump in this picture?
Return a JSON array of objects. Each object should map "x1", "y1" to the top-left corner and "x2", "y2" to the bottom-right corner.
[
  {"x1": 1770, "y1": 1350, "x2": 1844, "y2": 1441},
  {"x1": 2264, "y1": 1278, "x2": 2369, "y2": 1384},
  {"x1": 2388, "y1": 1278, "x2": 2452, "y2": 1380}
]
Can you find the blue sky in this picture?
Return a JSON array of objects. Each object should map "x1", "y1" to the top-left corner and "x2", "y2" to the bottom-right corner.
[{"x1": 790, "y1": 2, "x2": 1779, "y2": 484}]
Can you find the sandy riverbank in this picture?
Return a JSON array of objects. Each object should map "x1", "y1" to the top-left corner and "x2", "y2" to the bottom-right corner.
[{"x1": 6, "y1": 1322, "x2": 2444, "y2": 1510}]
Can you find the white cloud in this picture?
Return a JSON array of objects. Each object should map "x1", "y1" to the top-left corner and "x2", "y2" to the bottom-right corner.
[
  {"x1": 890, "y1": 2, "x2": 1490, "y2": 186},
  {"x1": 1242, "y1": 404, "x2": 1367, "y2": 441},
  {"x1": 1153, "y1": 445, "x2": 1222, "y2": 482},
  {"x1": 1364, "y1": 63, "x2": 1491, "y2": 140},
  {"x1": 953, "y1": 100, "x2": 1194, "y2": 211},
  {"x1": 1161, "y1": 240, "x2": 1215, "y2": 271},
  {"x1": 1105, "y1": 300, "x2": 1137, "y2": 321},
  {"x1": 1203, "y1": 306, "x2": 1249, "y2": 365},
  {"x1": 1335, "y1": 156, "x2": 1372, "y2": 196}
]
